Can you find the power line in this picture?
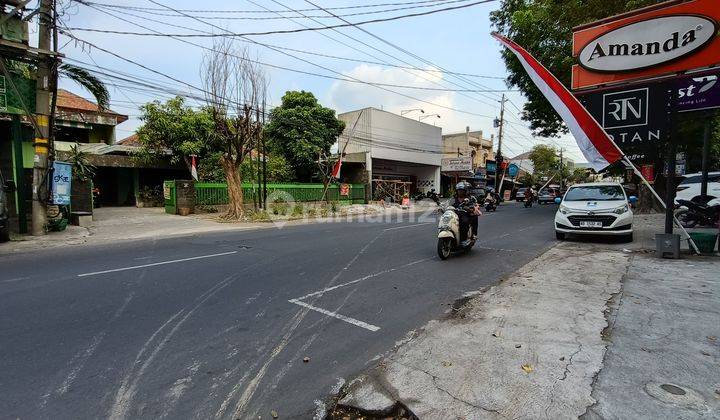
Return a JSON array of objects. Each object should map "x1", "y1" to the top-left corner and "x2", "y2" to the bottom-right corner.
[
  {"x1": 65, "y1": 0, "x2": 496, "y2": 37},
  {"x1": 81, "y1": 0, "x2": 472, "y2": 14},
  {"x1": 85, "y1": 0, "x2": 473, "y2": 20}
]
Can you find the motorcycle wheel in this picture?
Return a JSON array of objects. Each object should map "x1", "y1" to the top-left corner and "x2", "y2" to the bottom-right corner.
[
  {"x1": 437, "y1": 238, "x2": 452, "y2": 260},
  {"x1": 674, "y1": 209, "x2": 698, "y2": 228}
]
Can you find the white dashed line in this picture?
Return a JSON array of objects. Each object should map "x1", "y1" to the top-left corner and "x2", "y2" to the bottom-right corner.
[{"x1": 77, "y1": 251, "x2": 239, "y2": 277}]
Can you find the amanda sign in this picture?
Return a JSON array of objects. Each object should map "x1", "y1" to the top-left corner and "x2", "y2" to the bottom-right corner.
[{"x1": 572, "y1": 0, "x2": 720, "y2": 90}]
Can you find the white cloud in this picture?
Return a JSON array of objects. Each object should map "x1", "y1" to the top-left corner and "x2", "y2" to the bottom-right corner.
[{"x1": 327, "y1": 64, "x2": 474, "y2": 134}]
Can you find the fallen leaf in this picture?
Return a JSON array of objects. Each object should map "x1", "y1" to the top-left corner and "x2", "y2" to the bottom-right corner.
[
  {"x1": 708, "y1": 336, "x2": 717, "y2": 342},
  {"x1": 521, "y1": 364, "x2": 533, "y2": 373},
  {"x1": 559, "y1": 357, "x2": 565, "y2": 361},
  {"x1": 515, "y1": 344, "x2": 521, "y2": 349},
  {"x1": 701, "y1": 351, "x2": 711, "y2": 356},
  {"x1": 303, "y1": 357, "x2": 310, "y2": 363},
  {"x1": 271, "y1": 410, "x2": 279, "y2": 419},
  {"x1": 442, "y1": 361, "x2": 452, "y2": 367}
]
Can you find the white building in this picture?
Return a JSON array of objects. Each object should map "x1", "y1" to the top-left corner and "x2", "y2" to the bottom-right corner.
[{"x1": 336, "y1": 107, "x2": 442, "y2": 201}]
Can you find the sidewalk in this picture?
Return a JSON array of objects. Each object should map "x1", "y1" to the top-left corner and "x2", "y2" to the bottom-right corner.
[
  {"x1": 329, "y1": 215, "x2": 719, "y2": 419},
  {"x1": 0, "y1": 207, "x2": 268, "y2": 254},
  {"x1": 0, "y1": 201, "x2": 439, "y2": 255}
]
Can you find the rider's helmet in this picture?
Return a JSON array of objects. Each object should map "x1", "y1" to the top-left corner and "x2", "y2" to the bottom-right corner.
[{"x1": 455, "y1": 181, "x2": 470, "y2": 191}]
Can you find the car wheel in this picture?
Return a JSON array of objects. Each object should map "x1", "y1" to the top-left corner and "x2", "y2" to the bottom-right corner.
[
  {"x1": 556, "y1": 231, "x2": 565, "y2": 240},
  {"x1": 623, "y1": 232, "x2": 634, "y2": 243}
]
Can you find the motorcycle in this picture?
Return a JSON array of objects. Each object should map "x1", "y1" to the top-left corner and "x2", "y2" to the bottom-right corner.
[
  {"x1": 483, "y1": 196, "x2": 497, "y2": 212},
  {"x1": 426, "y1": 189, "x2": 440, "y2": 205},
  {"x1": 675, "y1": 198, "x2": 720, "y2": 228},
  {"x1": 437, "y1": 202, "x2": 479, "y2": 260},
  {"x1": 524, "y1": 195, "x2": 533, "y2": 208}
]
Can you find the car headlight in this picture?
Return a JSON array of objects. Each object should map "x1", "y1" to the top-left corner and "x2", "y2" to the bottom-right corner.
[
  {"x1": 613, "y1": 204, "x2": 629, "y2": 214},
  {"x1": 559, "y1": 204, "x2": 570, "y2": 215}
]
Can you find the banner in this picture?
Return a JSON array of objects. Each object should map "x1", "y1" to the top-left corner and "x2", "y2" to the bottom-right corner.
[{"x1": 52, "y1": 161, "x2": 72, "y2": 206}]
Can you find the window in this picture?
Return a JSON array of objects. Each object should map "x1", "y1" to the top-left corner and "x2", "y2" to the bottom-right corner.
[{"x1": 564, "y1": 185, "x2": 626, "y2": 201}]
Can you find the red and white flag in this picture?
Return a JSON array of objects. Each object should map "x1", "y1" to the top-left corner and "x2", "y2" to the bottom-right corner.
[
  {"x1": 331, "y1": 156, "x2": 342, "y2": 179},
  {"x1": 190, "y1": 155, "x2": 198, "y2": 181},
  {"x1": 492, "y1": 33, "x2": 624, "y2": 171}
]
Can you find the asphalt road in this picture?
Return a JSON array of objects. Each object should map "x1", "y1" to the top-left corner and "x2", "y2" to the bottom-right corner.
[{"x1": 1, "y1": 202, "x2": 558, "y2": 419}]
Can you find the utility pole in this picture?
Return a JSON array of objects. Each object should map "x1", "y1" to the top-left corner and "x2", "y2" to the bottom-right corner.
[
  {"x1": 559, "y1": 148, "x2": 564, "y2": 191},
  {"x1": 494, "y1": 94, "x2": 507, "y2": 192},
  {"x1": 31, "y1": 0, "x2": 53, "y2": 235}
]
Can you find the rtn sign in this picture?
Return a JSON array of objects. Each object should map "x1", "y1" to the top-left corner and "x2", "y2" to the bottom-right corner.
[{"x1": 602, "y1": 89, "x2": 648, "y2": 129}]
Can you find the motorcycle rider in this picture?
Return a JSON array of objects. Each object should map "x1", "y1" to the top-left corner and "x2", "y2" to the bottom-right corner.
[{"x1": 452, "y1": 182, "x2": 479, "y2": 241}]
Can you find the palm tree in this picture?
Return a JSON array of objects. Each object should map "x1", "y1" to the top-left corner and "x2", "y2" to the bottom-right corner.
[{"x1": 58, "y1": 63, "x2": 109, "y2": 110}]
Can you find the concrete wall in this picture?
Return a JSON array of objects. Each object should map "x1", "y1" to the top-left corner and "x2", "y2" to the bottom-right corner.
[{"x1": 338, "y1": 108, "x2": 442, "y2": 167}]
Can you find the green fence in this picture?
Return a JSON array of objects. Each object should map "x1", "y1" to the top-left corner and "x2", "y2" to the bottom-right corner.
[
  {"x1": 194, "y1": 182, "x2": 366, "y2": 206},
  {"x1": 163, "y1": 180, "x2": 177, "y2": 214}
]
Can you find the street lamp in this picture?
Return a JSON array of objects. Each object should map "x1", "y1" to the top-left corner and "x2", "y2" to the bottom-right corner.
[
  {"x1": 401, "y1": 108, "x2": 424, "y2": 117},
  {"x1": 419, "y1": 114, "x2": 441, "y2": 123}
]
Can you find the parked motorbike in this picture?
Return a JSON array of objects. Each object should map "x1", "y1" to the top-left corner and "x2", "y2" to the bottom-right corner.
[
  {"x1": 437, "y1": 202, "x2": 479, "y2": 260},
  {"x1": 426, "y1": 189, "x2": 440, "y2": 205},
  {"x1": 675, "y1": 198, "x2": 720, "y2": 228},
  {"x1": 483, "y1": 196, "x2": 497, "y2": 212}
]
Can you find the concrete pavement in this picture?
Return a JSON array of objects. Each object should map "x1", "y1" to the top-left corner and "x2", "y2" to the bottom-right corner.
[
  {"x1": 332, "y1": 215, "x2": 720, "y2": 419},
  {"x1": 0, "y1": 202, "x2": 558, "y2": 419}
]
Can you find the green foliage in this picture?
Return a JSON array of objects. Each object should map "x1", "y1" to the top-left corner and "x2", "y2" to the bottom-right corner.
[
  {"x1": 529, "y1": 144, "x2": 559, "y2": 175},
  {"x1": 197, "y1": 151, "x2": 292, "y2": 183},
  {"x1": 58, "y1": 64, "x2": 110, "y2": 110},
  {"x1": 569, "y1": 167, "x2": 591, "y2": 184},
  {"x1": 519, "y1": 172, "x2": 536, "y2": 187},
  {"x1": 490, "y1": 0, "x2": 663, "y2": 137},
  {"x1": 291, "y1": 204, "x2": 304, "y2": 217},
  {"x1": 135, "y1": 97, "x2": 216, "y2": 167},
  {"x1": 67, "y1": 143, "x2": 96, "y2": 182},
  {"x1": 265, "y1": 91, "x2": 346, "y2": 182},
  {"x1": 270, "y1": 198, "x2": 289, "y2": 215}
]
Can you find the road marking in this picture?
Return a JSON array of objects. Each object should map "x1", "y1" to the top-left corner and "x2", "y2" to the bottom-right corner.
[
  {"x1": 287, "y1": 258, "x2": 431, "y2": 332},
  {"x1": 383, "y1": 222, "x2": 433, "y2": 231},
  {"x1": 0, "y1": 276, "x2": 29, "y2": 284},
  {"x1": 77, "y1": 251, "x2": 238, "y2": 277},
  {"x1": 288, "y1": 299, "x2": 380, "y2": 332},
  {"x1": 477, "y1": 246, "x2": 518, "y2": 252}
]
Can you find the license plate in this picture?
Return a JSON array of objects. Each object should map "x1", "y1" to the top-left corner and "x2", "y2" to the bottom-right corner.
[{"x1": 579, "y1": 221, "x2": 603, "y2": 228}]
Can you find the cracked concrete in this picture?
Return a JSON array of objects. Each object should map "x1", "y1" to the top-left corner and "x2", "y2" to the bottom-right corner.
[{"x1": 336, "y1": 243, "x2": 631, "y2": 419}]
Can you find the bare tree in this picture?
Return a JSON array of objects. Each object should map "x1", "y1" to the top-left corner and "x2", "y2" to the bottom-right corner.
[{"x1": 202, "y1": 38, "x2": 267, "y2": 219}]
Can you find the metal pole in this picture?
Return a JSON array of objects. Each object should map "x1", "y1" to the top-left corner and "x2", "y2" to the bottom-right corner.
[
  {"x1": 700, "y1": 118, "x2": 711, "y2": 197},
  {"x1": 31, "y1": 0, "x2": 53, "y2": 235},
  {"x1": 624, "y1": 156, "x2": 700, "y2": 254},
  {"x1": 494, "y1": 94, "x2": 506, "y2": 191}
]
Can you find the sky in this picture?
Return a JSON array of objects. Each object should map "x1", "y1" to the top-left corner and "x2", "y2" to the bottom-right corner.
[{"x1": 52, "y1": 0, "x2": 586, "y2": 162}]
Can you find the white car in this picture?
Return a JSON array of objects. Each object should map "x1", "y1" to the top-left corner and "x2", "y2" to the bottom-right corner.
[
  {"x1": 554, "y1": 182, "x2": 636, "y2": 242},
  {"x1": 675, "y1": 172, "x2": 720, "y2": 206}
]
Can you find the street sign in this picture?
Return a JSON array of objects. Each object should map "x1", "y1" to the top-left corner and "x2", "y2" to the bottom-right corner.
[
  {"x1": 577, "y1": 82, "x2": 669, "y2": 159},
  {"x1": 51, "y1": 161, "x2": 72, "y2": 205},
  {"x1": 676, "y1": 70, "x2": 720, "y2": 113},
  {"x1": 441, "y1": 156, "x2": 472, "y2": 172},
  {"x1": 571, "y1": 0, "x2": 720, "y2": 90},
  {"x1": 508, "y1": 163, "x2": 519, "y2": 177}
]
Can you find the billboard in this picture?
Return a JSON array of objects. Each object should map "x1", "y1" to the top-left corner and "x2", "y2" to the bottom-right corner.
[
  {"x1": 441, "y1": 156, "x2": 472, "y2": 172},
  {"x1": 675, "y1": 70, "x2": 720, "y2": 113},
  {"x1": 51, "y1": 161, "x2": 72, "y2": 206},
  {"x1": 572, "y1": 0, "x2": 720, "y2": 90},
  {"x1": 577, "y1": 82, "x2": 670, "y2": 160}
]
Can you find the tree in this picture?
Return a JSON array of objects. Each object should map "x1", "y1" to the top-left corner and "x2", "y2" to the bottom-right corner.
[
  {"x1": 528, "y1": 144, "x2": 558, "y2": 175},
  {"x1": 198, "y1": 151, "x2": 292, "y2": 184},
  {"x1": 569, "y1": 167, "x2": 590, "y2": 184},
  {"x1": 134, "y1": 96, "x2": 215, "y2": 169},
  {"x1": 58, "y1": 64, "x2": 110, "y2": 110},
  {"x1": 202, "y1": 40, "x2": 267, "y2": 219},
  {"x1": 265, "y1": 91, "x2": 345, "y2": 182},
  {"x1": 490, "y1": 0, "x2": 662, "y2": 137}
]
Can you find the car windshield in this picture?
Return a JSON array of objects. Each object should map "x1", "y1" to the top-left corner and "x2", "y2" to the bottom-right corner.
[{"x1": 564, "y1": 185, "x2": 625, "y2": 201}]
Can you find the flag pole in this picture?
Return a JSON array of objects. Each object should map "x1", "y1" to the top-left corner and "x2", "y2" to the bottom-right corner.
[
  {"x1": 622, "y1": 156, "x2": 700, "y2": 254},
  {"x1": 321, "y1": 109, "x2": 365, "y2": 201}
]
